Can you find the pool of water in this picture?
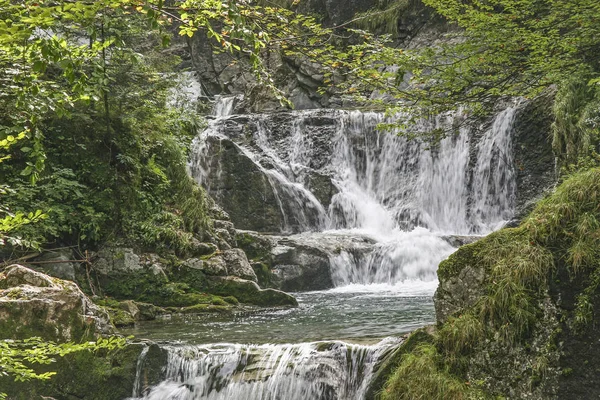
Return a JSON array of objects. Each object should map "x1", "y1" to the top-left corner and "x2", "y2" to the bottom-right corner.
[{"x1": 121, "y1": 281, "x2": 436, "y2": 345}]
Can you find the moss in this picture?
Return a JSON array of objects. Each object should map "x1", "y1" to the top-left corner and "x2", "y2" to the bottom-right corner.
[
  {"x1": 174, "y1": 303, "x2": 232, "y2": 314},
  {"x1": 252, "y1": 262, "x2": 277, "y2": 288},
  {"x1": 234, "y1": 232, "x2": 272, "y2": 261},
  {"x1": 140, "y1": 282, "x2": 222, "y2": 307},
  {"x1": 0, "y1": 342, "x2": 144, "y2": 400},
  {"x1": 366, "y1": 329, "x2": 435, "y2": 400},
  {"x1": 381, "y1": 343, "x2": 487, "y2": 400},
  {"x1": 223, "y1": 295, "x2": 239, "y2": 305},
  {"x1": 437, "y1": 239, "x2": 486, "y2": 281},
  {"x1": 106, "y1": 307, "x2": 136, "y2": 327},
  {"x1": 207, "y1": 277, "x2": 297, "y2": 307}
]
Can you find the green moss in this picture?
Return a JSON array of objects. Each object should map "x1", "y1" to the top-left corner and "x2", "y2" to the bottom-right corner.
[
  {"x1": 381, "y1": 343, "x2": 487, "y2": 400},
  {"x1": 223, "y1": 295, "x2": 239, "y2": 305},
  {"x1": 175, "y1": 304, "x2": 232, "y2": 314},
  {"x1": 437, "y1": 239, "x2": 486, "y2": 281},
  {"x1": 207, "y1": 277, "x2": 297, "y2": 307},
  {"x1": 0, "y1": 343, "x2": 144, "y2": 400},
  {"x1": 367, "y1": 329, "x2": 435, "y2": 399}
]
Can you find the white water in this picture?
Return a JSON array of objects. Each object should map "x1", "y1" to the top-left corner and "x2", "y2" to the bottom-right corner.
[
  {"x1": 213, "y1": 95, "x2": 241, "y2": 118},
  {"x1": 132, "y1": 339, "x2": 398, "y2": 400}
]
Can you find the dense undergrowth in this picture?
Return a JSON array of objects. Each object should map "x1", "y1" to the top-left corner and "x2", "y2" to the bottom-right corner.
[
  {"x1": 0, "y1": 24, "x2": 210, "y2": 261},
  {"x1": 380, "y1": 167, "x2": 600, "y2": 399}
]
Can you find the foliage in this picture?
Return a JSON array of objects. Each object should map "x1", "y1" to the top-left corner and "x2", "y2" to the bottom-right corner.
[
  {"x1": 552, "y1": 74, "x2": 600, "y2": 169},
  {"x1": 0, "y1": 336, "x2": 126, "y2": 399}
]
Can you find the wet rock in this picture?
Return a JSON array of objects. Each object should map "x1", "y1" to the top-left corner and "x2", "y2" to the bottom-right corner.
[
  {"x1": 206, "y1": 276, "x2": 297, "y2": 307},
  {"x1": 441, "y1": 235, "x2": 482, "y2": 247},
  {"x1": 512, "y1": 92, "x2": 557, "y2": 222},
  {"x1": 0, "y1": 265, "x2": 113, "y2": 341},
  {"x1": 434, "y1": 265, "x2": 486, "y2": 324}
]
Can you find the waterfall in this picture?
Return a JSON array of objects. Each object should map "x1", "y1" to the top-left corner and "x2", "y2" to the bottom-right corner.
[
  {"x1": 140, "y1": 106, "x2": 522, "y2": 400},
  {"x1": 131, "y1": 339, "x2": 398, "y2": 400},
  {"x1": 190, "y1": 106, "x2": 518, "y2": 287},
  {"x1": 213, "y1": 95, "x2": 242, "y2": 118},
  {"x1": 470, "y1": 107, "x2": 517, "y2": 232},
  {"x1": 191, "y1": 108, "x2": 516, "y2": 236}
]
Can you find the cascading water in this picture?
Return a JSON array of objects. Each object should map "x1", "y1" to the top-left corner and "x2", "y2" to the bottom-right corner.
[
  {"x1": 131, "y1": 339, "x2": 398, "y2": 400},
  {"x1": 134, "y1": 104, "x2": 520, "y2": 400}
]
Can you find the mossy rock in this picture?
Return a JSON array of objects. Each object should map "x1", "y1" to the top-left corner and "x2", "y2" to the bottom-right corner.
[
  {"x1": 205, "y1": 276, "x2": 297, "y2": 307},
  {"x1": 366, "y1": 329, "x2": 435, "y2": 400},
  {"x1": 0, "y1": 342, "x2": 144, "y2": 400},
  {"x1": 0, "y1": 265, "x2": 113, "y2": 342}
]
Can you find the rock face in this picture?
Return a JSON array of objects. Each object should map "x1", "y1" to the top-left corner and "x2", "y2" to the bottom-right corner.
[
  {"x1": 512, "y1": 92, "x2": 557, "y2": 220},
  {"x1": 0, "y1": 265, "x2": 113, "y2": 341},
  {"x1": 206, "y1": 276, "x2": 298, "y2": 307},
  {"x1": 92, "y1": 246, "x2": 296, "y2": 309},
  {"x1": 191, "y1": 105, "x2": 554, "y2": 235},
  {"x1": 235, "y1": 230, "x2": 382, "y2": 291}
]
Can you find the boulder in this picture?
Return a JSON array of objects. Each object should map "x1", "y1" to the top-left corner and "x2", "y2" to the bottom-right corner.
[
  {"x1": 0, "y1": 265, "x2": 113, "y2": 341},
  {"x1": 206, "y1": 276, "x2": 297, "y2": 307},
  {"x1": 222, "y1": 248, "x2": 258, "y2": 281}
]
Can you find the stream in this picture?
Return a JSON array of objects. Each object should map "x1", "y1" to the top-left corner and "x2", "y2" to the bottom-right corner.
[{"x1": 126, "y1": 100, "x2": 518, "y2": 399}]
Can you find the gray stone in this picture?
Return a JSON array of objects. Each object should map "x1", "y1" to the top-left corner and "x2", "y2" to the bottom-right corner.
[
  {"x1": 289, "y1": 86, "x2": 320, "y2": 110},
  {"x1": 26, "y1": 249, "x2": 76, "y2": 281},
  {"x1": 0, "y1": 265, "x2": 113, "y2": 341},
  {"x1": 94, "y1": 247, "x2": 141, "y2": 275},
  {"x1": 222, "y1": 248, "x2": 258, "y2": 282},
  {"x1": 434, "y1": 265, "x2": 486, "y2": 324},
  {"x1": 186, "y1": 255, "x2": 227, "y2": 276}
]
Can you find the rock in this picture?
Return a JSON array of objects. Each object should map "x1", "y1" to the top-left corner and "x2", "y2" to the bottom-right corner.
[
  {"x1": 0, "y1": 265, "x2": 113, "y2": 341},
  {"x1": 0, "y1": 341, "x2": 149, "y2": 400},
  {"x1": 206, "y1": 276, "x2": 297, "y2": 307},
  {"x1": 441, "y1": 235, "x2": 482, "y2": 248},
  {"x1": 94, "y1": 247, "x2": 142, "y2": 275},
  {"x1": 119, "y1": 300, "x2": 140, "y2": 320},
  {"x1": 236, "y1": 230, "x2": 379, "y2": 291},
  {"x1": 512, "y1": 92, "x2": 557, "y2": 222},
  {"x1": 222, "y1": 248, "x2": 258, "y2": 282},
  {"x1": 189, "y1": 111, "x2": 339, "y2": 233},
  {"x1": 184, "y1": 250, "x2": 258, "y2": 281},
  {"x1": 26, "y1": 249, "x2": 76, "y2": 281},
  {"x1": 135, "y1": 302, "x2": 164, "y2": 321},
  {"x1": 189, "y1": 238, "x2": 218, "y2": 256},
  {"x1": 434, "y1": 265, "x2": 486, "y2": 324}
]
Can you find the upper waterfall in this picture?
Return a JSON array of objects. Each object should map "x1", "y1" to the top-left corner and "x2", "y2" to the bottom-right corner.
[{"x1": 191, "y1": 106, "x2": 517, "y2": 237}]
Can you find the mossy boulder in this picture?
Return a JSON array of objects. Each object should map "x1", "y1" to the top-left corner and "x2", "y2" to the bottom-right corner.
[
  {"x1": 0, "y1": 265, "x2": 113, "y2": 341},
  {"x1": 0, "y1": 342, "x2": 169, "y2": 400},
  {"x1": 383, "y1": 168, "x2": 600, "y2": 399},
  {"x1": 206, "y1": 276, "x2": 298, "y2": 307}
]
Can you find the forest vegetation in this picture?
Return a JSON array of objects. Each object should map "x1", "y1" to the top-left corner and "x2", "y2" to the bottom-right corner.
[{"x1": 1, "y1": 0, "x2": 600, "y2": 397}]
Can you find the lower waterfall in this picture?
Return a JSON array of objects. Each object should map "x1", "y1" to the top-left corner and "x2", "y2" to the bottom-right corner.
[{"x1": 132, "y1": 339, "x2": 398, "y2": 400}]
